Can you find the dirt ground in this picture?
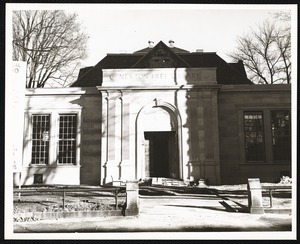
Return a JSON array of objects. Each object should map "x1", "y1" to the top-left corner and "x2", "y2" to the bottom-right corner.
[
  {"x1": 208, "y1": 183, "x2": 292, "y2": 209},
  {"x1": 13, "y1": 183, "x2": 292, "y2": 216},
  {"x1": 13, "y1": 187, "x2": 126, "y2": 214}
]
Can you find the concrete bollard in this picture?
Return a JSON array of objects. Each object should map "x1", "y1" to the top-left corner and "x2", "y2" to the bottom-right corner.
[
  {"x1": 247, "y1": 178, "x2": 264, "y2": 214},
  {"x1": 125, "y1": 180, "x2": 139, "y2": 216},
  {"x1": 198, "y1": 179, "x2": 207, "y2": 188}
]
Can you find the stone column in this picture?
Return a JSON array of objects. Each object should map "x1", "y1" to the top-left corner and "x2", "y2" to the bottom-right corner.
[
  {"x1": 115, "y1": 91, "x2": 122, "y2": 182},
  {"x1": 100, "y1": 91, "x2": 109, "y2": 185},
  {"x1": 248, "y1": 178, "x2": 264, "y2": 214},
  {"x1": 186, "y1": 91, "x2": 201, "y2": 181},
  {"x1": 197, "y1": 90, "x2": 205, "y2": 180},
  {"x1": 101, "y1": 91, "x2": 120, "y2": 184},
  {"x1": 125, "y1": 180, "x2": 139, "y2": 216},
  {"x1": 211, "y1": 89, "x2": 221, "y2": 185},
  {"x1": 202, "y1": 88, "x2": 221, "y2": 185},
  {"x1": 119, "y1": 93, "x2": 131, "y2": 181}
]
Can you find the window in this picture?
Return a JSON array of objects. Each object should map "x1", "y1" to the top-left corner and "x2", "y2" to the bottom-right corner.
[
  {"x1": 58, "y1": 114, "x2": 77, "y2": 164},
  {"x1": 244, "y1": 112, "x2": 265, "y2": 161},
  {"x1": 31, "y1": 114, "x2": 50, "y2": 164},
  {"x1": 271, "y1": 111, "x2": 291, "y2": 161},
  {"x1": 29, "y1": 112, "x2": 79, "y2": 166}
]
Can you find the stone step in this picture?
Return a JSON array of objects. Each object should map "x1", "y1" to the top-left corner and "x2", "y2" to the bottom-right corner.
[{"x1": 151, "y1": 177, "x2": 188, "y2": 186}]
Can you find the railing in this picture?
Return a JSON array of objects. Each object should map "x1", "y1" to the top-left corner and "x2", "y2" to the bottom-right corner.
[
  {"x1": 248, "y1": 178, "x2": 292, "y2": 214},
  {"x1": 13, "y1": 187, "x2": 125, "y2": 211},
  {"x1": 261, "y1": 185, "x2": 292, "y2": 208}
]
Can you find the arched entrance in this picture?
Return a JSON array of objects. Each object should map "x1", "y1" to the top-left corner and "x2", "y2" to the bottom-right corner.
[
  {"x1": 144, "y1": 131, "x2": 176, "y2": 178},
  {"x1": 136, "y1": 100, "x2": 183, "y2": 180}
]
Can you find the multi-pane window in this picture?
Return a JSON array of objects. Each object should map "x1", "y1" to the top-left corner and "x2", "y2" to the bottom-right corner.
[
  {"x1": 31, "y1": 115, "x2": 50, "y2": 164},
  {"x1": 271, "y1": 111, "x2": 291, "y2": 161},
  {"x1": 58, "y1": 114, "x2": 77, "y2": 164},
  {"x1": 244, "y1": 112, "x2": 265, "y2": 161}
]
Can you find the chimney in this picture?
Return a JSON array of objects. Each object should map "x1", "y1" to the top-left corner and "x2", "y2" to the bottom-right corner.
[
  {"x1": 148, "y1": 40, "x2": 154, "y2": 48},
  {"x1": 169, "y1": 40, "x2": 175, "y2": 48},
  {"x1": 196, "y1": 49, "x2": 203, "y2": 52}
]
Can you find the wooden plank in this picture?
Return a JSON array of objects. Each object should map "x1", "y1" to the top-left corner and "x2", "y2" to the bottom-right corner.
[
  {"x1": 261, "y1": 185, "x2": 291, "y2": 190},
  {"x1": 13, "y1": 187, "x2": 124, "y2": 193}
]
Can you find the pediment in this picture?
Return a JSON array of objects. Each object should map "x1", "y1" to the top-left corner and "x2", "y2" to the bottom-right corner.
[{"x1": 132, "y1": 41, "x2": 190, "y2": 68}]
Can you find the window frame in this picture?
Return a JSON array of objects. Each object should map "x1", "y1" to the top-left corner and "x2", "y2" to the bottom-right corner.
[
  {"x1": 237, "y1": 106, "x2": 291, "y2": 165},
  {"x1": 270, "y1": 109, "x2": 291, "y2": 163},
  {"x1": 30, "y1": 114, "x2": 51, "y2": 165},
  {"x1": 24, "y1": 109, "x2": 81, "y2": 167},
  {"x1": 243, "y1": 111, "x2": 266, "y2": 163},
  {"x1": 57, "y1": 113, "x2": 78, "y2": 165}
]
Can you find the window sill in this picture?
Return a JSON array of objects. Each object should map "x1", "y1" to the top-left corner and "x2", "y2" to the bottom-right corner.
[
  {"x1": 243, "y1": 161, "x2": 266, "y2": 164},
  {"x1": 272, "y1": 161, "x2": 291, "y2": 164},
  {"x1": 240, "y1": 161, "x2": 290, "y2": 165},
  {"x1": 28, "y1": 164, "x2": 48, "y2": 167},
  {"x1": 56, "y1": 164, "x2": 81, "y2": 167},
  {"x1": 25, "y1": 164, "x2": 81, "y2": 168}
]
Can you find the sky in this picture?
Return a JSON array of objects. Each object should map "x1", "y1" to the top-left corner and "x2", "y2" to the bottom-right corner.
[
  {"x1": 7, "y1": 4, "x2": 296, "y2": 67},
  {"x1": 71, "y1": 4, "x2": 293, "y2": 67}
]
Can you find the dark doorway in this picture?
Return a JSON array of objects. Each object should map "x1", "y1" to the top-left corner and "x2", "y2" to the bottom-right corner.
[{"x1": 144, "y1": 131, "x2": 178, "y2": 178}]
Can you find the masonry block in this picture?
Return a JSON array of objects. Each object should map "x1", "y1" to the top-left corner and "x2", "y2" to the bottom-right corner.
[
  {"x1": 247, "y1": 178, "x2": 264, "y2": 214},
  {"x1": 125, "y1": 181, "x2": 139, "y2": 216}
]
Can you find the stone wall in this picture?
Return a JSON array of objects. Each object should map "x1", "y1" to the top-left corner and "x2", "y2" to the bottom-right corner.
[
  {"x1": 20, "y1": 88, "x2": 101, "y2": 185},
  {"x1": 19, "y1": 78, "x2": 291, "y2": 186},
  {"x1": 218, "y1": 84, "x2": 291, "y2": 184}
]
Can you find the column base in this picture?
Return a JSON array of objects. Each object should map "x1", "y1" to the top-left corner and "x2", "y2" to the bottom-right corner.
[
  {"x1": 250, "y1": 207, "x2": 264, "y2": 214},
  {"x1": 125, "y1": 208, "x2": 139, "y2": 216}
]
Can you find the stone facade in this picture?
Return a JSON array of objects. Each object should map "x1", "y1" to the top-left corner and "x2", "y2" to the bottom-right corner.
[
  {"x1": 14, "y1": 41, "x2": 292, "y2": 186},
  {"x1": 17, "y1": 76, "x2": 291, "y2": 186},
  {"x1": 98, "y1": 68, "x2": 221, "y2": 185},
  {"x1": 218, "y1": 85, "x2": 291, "y2": 184},
  {"x1": 19, "y1": 88, "x2": 102, "y2": 185}
]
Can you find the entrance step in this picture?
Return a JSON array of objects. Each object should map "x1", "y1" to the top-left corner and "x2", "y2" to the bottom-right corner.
[{"x1": 150, "y1": 177, "x2": 188, "y2": 186}]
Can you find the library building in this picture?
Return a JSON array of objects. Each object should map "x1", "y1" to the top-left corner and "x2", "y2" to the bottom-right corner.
[{"x1": 13, "y1": 40, "x2": 291, "y2": 186}]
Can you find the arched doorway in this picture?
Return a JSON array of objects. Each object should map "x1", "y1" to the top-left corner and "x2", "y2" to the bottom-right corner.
[
  {"x1": 136, "y1": 100, "x2": 183, "y2": 180},
  {"x1": 144, "y1": 131, "x2": 177, "y2": 178}
]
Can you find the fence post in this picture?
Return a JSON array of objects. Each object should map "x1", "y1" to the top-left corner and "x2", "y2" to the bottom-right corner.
[
  {"x1": 63, "y1": 189, "x2": 65, "y2": 211},
  {"x1": 247, "y1": 178, "x2": 264, "y2": 214},
  {"x1": 269, "y1": 189, "x2": 273, "y2": 208},
  {"x1": 125, "y1": 180, "x2": 139, "y2": 216},
  {"x1": 115, "y1": 188, "x2": 118, "y2": 210}
]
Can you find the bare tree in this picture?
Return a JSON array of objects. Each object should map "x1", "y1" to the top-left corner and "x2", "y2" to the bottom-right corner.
[
  {"x1": 13, "y1": 10, "x2": 89, "y2": 88},
  {"x1": 228, "y1": 12, "x2": 291, "y2": 84},
  {"x1": 272, "y1": 11, "x2": 291, "y2": 84}
]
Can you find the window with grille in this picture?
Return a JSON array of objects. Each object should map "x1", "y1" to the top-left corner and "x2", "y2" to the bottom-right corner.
[
  {"x1": 58, "y1": 114, "x2": 77, "y2": 164},
  {"x1": 31, "y1": 115, "x2": 50, "y2": 164},
  {"x1": 271, "y1": 111, "x2": 291, "y2": 161},
  {"x1": 244, "y1": 111, "x2": 265, "y2": 162}
]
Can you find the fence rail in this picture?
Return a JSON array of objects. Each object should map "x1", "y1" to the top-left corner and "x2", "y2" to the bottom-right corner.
[
  {"x1": 261, "y1": 185, "x2": 292, "y2": 208},
  {"x1": 13, "y1": 187, "x2": 126, "y2": 210}
]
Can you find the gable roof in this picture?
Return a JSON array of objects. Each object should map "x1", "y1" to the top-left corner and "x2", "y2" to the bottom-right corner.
[
  {"x1": 229, "y1": 60, "x2": 248, "y2": 78},
  {"x1": 71, "y1": 41, "x2": 252, "y2": 87},
  {"x1": 132, "y1": 41, "x2": 190, "y2": 68}
]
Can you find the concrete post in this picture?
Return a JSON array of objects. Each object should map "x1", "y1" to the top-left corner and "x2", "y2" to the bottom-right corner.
[
  {"x1": 247, "y1": 178, "x2": 264, "y2": 214},
  {"x1": 125, "y1": 180, "x2": 139, "y2": 216},
  {"x1": 198, "y1": 179, "x2": 207, "y2": 188}
]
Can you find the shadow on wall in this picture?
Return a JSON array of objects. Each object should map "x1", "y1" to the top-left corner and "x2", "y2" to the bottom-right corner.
[
  {"x1": 21, "y1": 89, "x2": 85, "y2": 185},
  {"x1": 24, "y1": 166, "x2": 57, "y2": 185}
]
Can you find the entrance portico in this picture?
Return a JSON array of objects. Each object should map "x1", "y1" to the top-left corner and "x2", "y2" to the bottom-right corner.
[
  {"x1": 136, "y1": 101, "x2": 182, "y2": 181},
  {"x1": 98, "y1": 67, "x2": 221, "y2": 185}
]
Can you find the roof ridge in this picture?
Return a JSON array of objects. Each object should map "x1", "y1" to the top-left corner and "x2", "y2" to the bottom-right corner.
[
  {"x1": 229, "y1": 61, "x2": 248, "y2": 79},
  {"x1": 216, "y1": 56, "x2": 252, "y2": 84},
  {"x1": 131, "y1": 41, "x2": 190, "y2": 68},
  {"x1": 71, "y1": 65, "x2": 96, "y2": 86}
]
